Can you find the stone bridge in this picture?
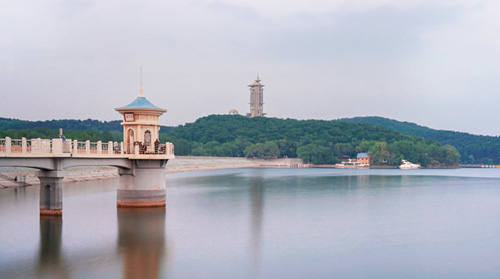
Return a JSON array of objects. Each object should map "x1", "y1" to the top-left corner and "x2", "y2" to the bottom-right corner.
[{"x1": 0, "y1": 137, "x2": 175, "y2": 215}]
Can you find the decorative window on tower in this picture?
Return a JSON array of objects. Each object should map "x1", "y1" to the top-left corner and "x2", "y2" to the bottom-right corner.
[
  {"x1": 124, "y1": 113, "x2": 135, "y2": 122},
  {"x1": 144, "y1": 130, "x2": 151, "y2": 146}
]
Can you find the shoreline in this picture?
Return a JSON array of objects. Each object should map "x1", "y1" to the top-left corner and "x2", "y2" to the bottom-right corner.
[
  {"x1": 0, "y1": 157, "x2": 468, "y2": 189},
  {"x1": 0, "y1": 166, "x2": 118, "y2": 188},
  {"x1": 166, "y1": 157, "x2": 304, "y2": 174},
  {"x1": 0, "y1": 157, "x2": 304, "y2": 188},
  {"x1": 312, "y1": 164, "x2": 461, "y2": 169}
]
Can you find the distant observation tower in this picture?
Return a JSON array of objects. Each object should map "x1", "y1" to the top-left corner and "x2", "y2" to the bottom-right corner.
[{"x1": 247, "y1": 75, "x2": 266, "y2": 117}]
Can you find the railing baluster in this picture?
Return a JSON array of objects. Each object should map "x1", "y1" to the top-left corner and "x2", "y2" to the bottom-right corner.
[
  {"x1": 6, "y1": 137, "x2": 11, "y2": 153},
  {"x1": 0, "y1": 138, "x2": 173, "y2": 157},
  {"x1": 0, "y1": 138, "x2": 6, "y2": 153},
  {"x1": 85, "y1": 140, "x2": 90, "y2": 154},
  {"x1": 22, "y1": 138, "x2": 27, "y2": 153}
]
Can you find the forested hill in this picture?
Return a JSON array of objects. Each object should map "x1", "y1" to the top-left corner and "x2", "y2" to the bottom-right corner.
[
  {"x1": 0, "y1": 115, "x2": 462, "y2": 166},
  {"x1": 0, "y1": 117, "x2": 123, "y2": 131},
  {"x1": 0, "y1": 117, "x2": 174, "y2": 142},
  {"x1": 341, "y1": 116, "x2": 500, "y2": 164},
  {"x1": 0, "y1": 117, "x2": 170, "y2": 142},
  {"x1": 0, "y1": 118, "x2": 122, "y2": 142},
  {"x1": 161, "y1": 114, "x2": 460, "y2": 166}
]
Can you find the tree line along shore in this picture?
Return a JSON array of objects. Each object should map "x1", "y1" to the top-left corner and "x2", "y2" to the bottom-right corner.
[
  {"x1": 161, "y1": 115, "x2": 461, "y2": 167},
  {"x1": 1, "y1": 115, "x2": 478, "y2": 167}
]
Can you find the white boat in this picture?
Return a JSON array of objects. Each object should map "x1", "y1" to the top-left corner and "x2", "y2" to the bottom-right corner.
[
  {"x1": 334, "y1": 163, "x2": 345, "y2": 168},
  {"x1": 399, "y1": 159, "x2": 421, "y2": 169},
  {"x1": 334, "y1": 159, "x2": 370, "y2": 169}
]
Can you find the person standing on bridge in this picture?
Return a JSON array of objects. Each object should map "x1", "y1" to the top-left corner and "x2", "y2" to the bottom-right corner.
[{"x1": 154, "y1": 139, "x2": 160, "y2": 154}]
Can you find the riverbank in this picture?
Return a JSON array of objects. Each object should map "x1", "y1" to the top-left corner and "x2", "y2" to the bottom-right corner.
[
  {"x1": 312, "y1": 164, "x2": 460, "y2": 169},
  {"x1": 0, "y1": 157, "x2": 304, "y2": 188},
  {"x1": 166, "y1": 156, "x2": 304, "y2": 173},
  {"x1": 0, "y1": 166, "x2": 118, "y2": 188}
]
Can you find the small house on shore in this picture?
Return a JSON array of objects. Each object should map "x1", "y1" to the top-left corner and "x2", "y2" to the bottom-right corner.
[{"x1": 357, "y1": 153, "x2": 370, "y2": 166}]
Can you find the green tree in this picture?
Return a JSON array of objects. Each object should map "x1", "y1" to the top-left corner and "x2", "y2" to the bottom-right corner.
[
  {"x1": 334, "y1": 143, "x2": 354, "y2": 158},
  {"x1": 468, "y1": 154, "x2": 475, "y2": 164},
  {"x1": 442, "y1": 145, "x2": 461, "y2": 166},
  {"x1": 245, "y1": 141, "x2": 280, "y2": 159},
  {"x1": 369, "y1": 142, "x2": 392, "y2": 165},
  {"x1": 297, "y1": 144, "x2": 333, "y2": 164}
]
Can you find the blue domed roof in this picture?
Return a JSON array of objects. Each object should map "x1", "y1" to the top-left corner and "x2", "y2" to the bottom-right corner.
[{"x1": 117, "y1": 96, "x2": 165, "y2": 111}]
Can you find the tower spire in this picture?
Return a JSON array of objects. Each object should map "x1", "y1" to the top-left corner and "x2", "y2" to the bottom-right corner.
[{"x1": 139, "y1": 67, "x2": 144, "y2": 97}]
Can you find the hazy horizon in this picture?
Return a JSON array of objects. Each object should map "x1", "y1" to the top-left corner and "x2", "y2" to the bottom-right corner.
[{"x1": 2, "y1": 0, "x2": 499, "y2": 136}]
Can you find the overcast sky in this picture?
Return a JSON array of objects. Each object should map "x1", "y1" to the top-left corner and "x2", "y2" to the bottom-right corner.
[{"x1": 1, "y1": 0, "x2": 499, "y2": 136}]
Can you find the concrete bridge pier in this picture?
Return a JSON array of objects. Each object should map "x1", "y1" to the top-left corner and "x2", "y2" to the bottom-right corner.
[
  {"x1": 117, "y1": 159, "x2": 168, "y2": 208},
  {"x1": 37, "y1": 171, "x2": 65, "y2": 216}
]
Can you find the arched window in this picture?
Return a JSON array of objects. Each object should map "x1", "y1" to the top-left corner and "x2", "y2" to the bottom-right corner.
[
  {"x1": 127, "y1": 129, "x2": 135, "y2": 154},
  {"x1": 144, "y1": 130, "x2": 151, "y2": 146}
]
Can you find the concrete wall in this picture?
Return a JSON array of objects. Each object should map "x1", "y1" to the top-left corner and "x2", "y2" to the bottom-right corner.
[{"x1": 166, "y1": 156, "x2": 304, "y2": 173}]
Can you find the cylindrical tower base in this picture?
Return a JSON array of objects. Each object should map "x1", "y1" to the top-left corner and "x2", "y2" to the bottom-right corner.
[
  {"x1": 39, "y1": 209, "x2": 63, "y2": 216},
  {"x1": 117, "y1": 159, "x2": 168, "y2": 208},
  {"x1": 117, "y1": 189, "x2": 166, "y2": 208}
]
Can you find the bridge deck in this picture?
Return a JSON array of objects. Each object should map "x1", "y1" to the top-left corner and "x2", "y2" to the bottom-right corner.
[
  {"x1": 0, "y1": 137, "x2": 174, "y2": 159},
  {"x1": 0, "y1": 137, "x2": 174, "y2": 170},
  {"x1": 0, "y1": 153, "x2": 174, "y2": 160}
]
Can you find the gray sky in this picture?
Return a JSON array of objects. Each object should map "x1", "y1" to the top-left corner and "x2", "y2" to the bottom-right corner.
[{"x1": 1, "y1": 0, "x2": 500, "y2": 136}]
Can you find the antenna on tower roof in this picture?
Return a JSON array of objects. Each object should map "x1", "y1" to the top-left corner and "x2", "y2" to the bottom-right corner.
[{"x1": 139, "y1": 67, "x2": 144, "y2": 97}]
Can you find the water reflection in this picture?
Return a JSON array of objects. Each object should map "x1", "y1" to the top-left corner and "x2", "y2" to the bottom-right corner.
[
  {"x1": 3, "y1": 169, "x2": 500, "y2": 279},
  {"x1": 117, "y1": 207, "x2": 167, "y2": 279},
  {"x1": 249, "y1": 176, "x2": 264, "y2": 267},
  {"x1": 37, "y1": 215, "x2": 68, "y2": 279},
  {"x1": 13, "y1": 185, "x2": 27, "y2": 201}
]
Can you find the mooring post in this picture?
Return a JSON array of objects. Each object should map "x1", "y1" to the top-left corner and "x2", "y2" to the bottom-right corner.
[
  {"x1": 37, "y1": 170, "x2": 65, "y2": 216},
  {"x1": 117, "y1": 159, "x2": 168, "y2": 208}
]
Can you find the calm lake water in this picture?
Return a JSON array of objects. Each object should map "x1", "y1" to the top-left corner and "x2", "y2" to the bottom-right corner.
[{"x1": 1, "y1": 168, "x2": 500, "y2": 279}]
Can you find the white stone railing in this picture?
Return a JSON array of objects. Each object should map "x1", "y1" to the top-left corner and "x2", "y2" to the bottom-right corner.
[
  {"x1": 159, "y1": 142, "x2": 174, "y2": 155},
  {"x1": 0, "y1": 137, "x2": 174, "y2": 157},
  {"x1": 0, "y1": 138, "x2": 6, "y2": 153}
]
